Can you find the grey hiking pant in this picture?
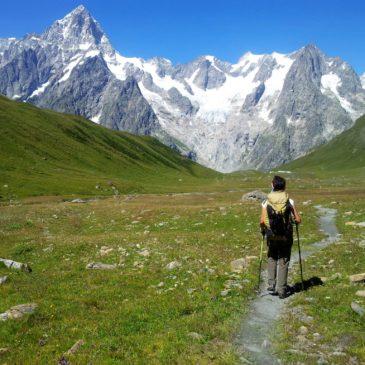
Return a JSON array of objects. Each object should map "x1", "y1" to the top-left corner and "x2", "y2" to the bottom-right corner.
[{"x1": 267, "y1": 238, "x2": 292, "y2": 294}]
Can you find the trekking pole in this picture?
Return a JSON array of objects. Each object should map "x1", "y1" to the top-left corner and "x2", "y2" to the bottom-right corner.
[
  {"x1": 257, "y1": 230, "x2": 265, "y2": 290},
  {"x1": 295, "y1": 223, "x2": 305, "y2": 291}
]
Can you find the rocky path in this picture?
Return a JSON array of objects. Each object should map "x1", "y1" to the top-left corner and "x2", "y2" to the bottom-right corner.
[{"x1": 236, "y1": 206, "x2": 339, "y2": 364}]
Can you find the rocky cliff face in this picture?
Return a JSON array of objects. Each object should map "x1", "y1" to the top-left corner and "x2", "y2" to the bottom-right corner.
[{"x1": 0, "y1": 5, "x2": 364, "y2": 171}]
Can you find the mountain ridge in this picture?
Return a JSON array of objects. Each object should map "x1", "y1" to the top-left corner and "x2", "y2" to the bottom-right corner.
[
  {"x1": 0, "y1": 5, "x2": 364, "y2": 172},
  {"x1": 0, "y1": 94, "x2": 218, "y2": 198}
]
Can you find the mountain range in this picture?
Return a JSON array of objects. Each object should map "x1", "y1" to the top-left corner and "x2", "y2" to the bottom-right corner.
[{"x1": 1, "y1": 5, "x2": 364, "y2": 172}]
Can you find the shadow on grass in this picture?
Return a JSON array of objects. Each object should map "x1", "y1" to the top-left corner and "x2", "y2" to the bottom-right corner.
[{"x1": 288, "y1": 276, "x2": 324, "y2": 296}]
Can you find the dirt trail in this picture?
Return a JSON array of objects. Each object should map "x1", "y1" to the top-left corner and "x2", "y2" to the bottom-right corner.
[{"x1": 236, "y1": 206, "x2": 339, "y2": 364}]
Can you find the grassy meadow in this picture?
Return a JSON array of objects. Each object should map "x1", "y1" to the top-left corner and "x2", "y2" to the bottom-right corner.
[{"x1": 0, "y1": 97, "x2": 364, "y2": 364}]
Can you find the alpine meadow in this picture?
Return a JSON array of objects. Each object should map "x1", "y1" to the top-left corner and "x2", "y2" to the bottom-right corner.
[{"x1": 0, "y1": 3, "x2": 364, "y2": 365}]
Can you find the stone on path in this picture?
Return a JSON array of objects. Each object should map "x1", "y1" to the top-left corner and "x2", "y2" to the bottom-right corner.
[
  {"x1": 86, "y1": 262, "x2": 117, "y2": 270},
  {"x1": 349, "y1": 272, "x2": 365, "y2": 283},
  {"x1": 0, "y1": 276, "x2": 8, "y2": 285},
  {"x1": 0, "y1": 348, "x2": 9, "y2": 355},
  {"x1": 241, "y1": 190, "x2": 267, "y2": 203},
  {"x1": 351, "y1": 302, "x2": 364, "y2": 317},
  {"x1": 230, "y1": 258, "x2": 247, "y2": 273},
  {"x1": 0, "y1": 303, "x2": 37, "y2": 321},
  {"x1": 0, "y1": 258, "x2": 31, "y2": 272},
  {"x1": 355, "y1": 290, "x2": 365, "y2": 297}
]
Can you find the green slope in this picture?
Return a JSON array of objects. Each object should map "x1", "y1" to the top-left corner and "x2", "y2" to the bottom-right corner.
[
  {"x1": 0, "y1": 95, "x2": 219, "y2": 199},
  {"x1": 280, "y1": 115, "x2": 365, "y2": 174}
]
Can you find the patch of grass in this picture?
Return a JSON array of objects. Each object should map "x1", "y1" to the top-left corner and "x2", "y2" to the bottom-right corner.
[
  {"x1": 274, "y1": 193, "x2": 365, "y2": 364},
  {"x1": 280, "y1": 114, "x2": 365, "y2": 176}
]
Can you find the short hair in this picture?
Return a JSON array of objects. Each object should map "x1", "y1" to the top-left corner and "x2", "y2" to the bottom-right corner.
[{"x1": 272, "y1": 175, "x2": 286, "y2": 191}]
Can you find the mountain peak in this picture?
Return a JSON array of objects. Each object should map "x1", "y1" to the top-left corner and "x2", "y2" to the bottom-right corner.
[{"x1": 41, "y1": 4, "x2": 112, "y2": 54}]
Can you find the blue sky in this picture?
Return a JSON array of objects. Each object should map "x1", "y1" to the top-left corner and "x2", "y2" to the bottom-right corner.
[{"x1": 1, "y1": 0, "x2": 364, "y2": 73}]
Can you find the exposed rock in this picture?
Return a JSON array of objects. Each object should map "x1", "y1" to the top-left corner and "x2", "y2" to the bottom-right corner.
[
  {"x1": 355, "y1": 290, "x2": 365, "y2": 297},
  {"x1": 245, "y1": 255, "x2": 258, "y2": 262},
  {"x1": 220, "y1": 289, "x2": 230, "y2": 297},
  {"x1": 188, "y1": 332, "x2": 203, "y2": 340},
  {"x1": 261, "y1": 339, "x2": 271, "y2": 348},
  {"x1": 57, "y1": 355, "x2": 70, "y2": 365},
  {"x1": 345, "y1": 221, "x2": 365, "y2": 227},
  {"x1": 351, "y1": 302, "x2": 364, "y2": 316},
  {"x1": 138, "y1": 249, "x2": 150, "y2": 257},
  {"x1": 64, "y1": 339, "x2": 85, "y2": 355},
  {"x1": 0, "y1": 303, "x2": 37, "y2": 321},
  {"x1": 299, "y1": 325, "x2": 308, "y2": 335},
  {"x1": 0, "y1": 258, "x2": 31, "y2": 272},
  {"x1": 349, "y1": 272, "x2": 365, "y2": 283},
  {"x1": 0, "y1": 276, "x2": 8, "y2": 285},
  {"x1": 241, "y1": 190, "x2": 267, "y2": 203},
  {"x1": 302, "y1": 200, "x2": 312, "y2": 206},
  {"x1": 86, "y1": 262, "x2": 117, "y2": 270},
  {"x1": 70, "y1": 198, "x2": 87, "y2": 203},
  {"x1": 0, "y1": 347, "x2": 9, "y2": 355},
  {"x1": 99, "y1": 246, "x2": 114, "y2": 256},
  {"x1": 230, "y1": 258, "x2": 247, "y2": 273},
  {"x1": 165, "y1": 261, "x2": 181, "y2": 270}
]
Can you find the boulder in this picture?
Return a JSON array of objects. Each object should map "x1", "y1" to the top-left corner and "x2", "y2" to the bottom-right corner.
[
  {"x1": 355, "y1": 290, "x2": 365, "y2": 298},
  {"x1": 230, "y1": 258, "x2": 247, "y2": 273},
  {"x1": 165, "y1": 261, "x2": 181, "y2": 270},
  {"x1": 0, "y1": 303, "x2": 37, "y2": 321},
  {"x1": 0, "y1": 258, "x2": 31, "y2": 272},
  {"x1": 188, "y1": 332, "x2": 203, "y2": 340},
  {"x1": 64, "y1": 339, "x2": 85, "y2": 355},
  {"x1": 299, "y1": 326, "x2": 308, "y2": 335},
  {"x1": 86, "y1": 262, "x2": 117, "y2": 270},
  {"x1": 349, "y1": 273, "x2": 365, "y2": 283},
  {"x1": 0, "y1": 276, "x2": 8, "y2": 285},
  {"x1": 70, "y1": 198, "x2": 86, "y2": 203},
  {"x1": 351, "y1": 302, "x2": 364, "y2": 317},
  {"x1": 241, "y1": 190, "x2": 267, "y2": 203},
  {"x1": 99, "y1": 246, "x2": 114, "y2": 256}
]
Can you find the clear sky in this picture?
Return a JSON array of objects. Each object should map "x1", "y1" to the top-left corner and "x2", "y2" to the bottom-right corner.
[{"x1": 1, "y1": 0, "x2": 364, "y2": 73}]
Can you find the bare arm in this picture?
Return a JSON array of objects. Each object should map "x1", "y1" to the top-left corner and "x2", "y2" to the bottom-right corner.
[
  {"x1": 292, "y1": 205, "x2": 301, "y2": 224},
  {"x1": 260, "y1": 206, "x2": 266, "y2": 226}
]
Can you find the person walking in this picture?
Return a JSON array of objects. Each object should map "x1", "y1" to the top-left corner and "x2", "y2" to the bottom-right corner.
[{"x1": 259, "y1": 175, "x2": 301, "y2": 299}]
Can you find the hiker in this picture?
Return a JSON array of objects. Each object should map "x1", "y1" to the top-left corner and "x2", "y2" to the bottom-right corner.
[{"x1": 259, "y1": 175, "x2": 301, "y2": 299}]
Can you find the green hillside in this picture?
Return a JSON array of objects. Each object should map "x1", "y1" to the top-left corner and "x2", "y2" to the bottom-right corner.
[
  {"x1": 0, "y1": 95, "x2": 219, "y2": 199},
  {"x1": 281, "y1": 115, "x2": 365, "y2": 174}
]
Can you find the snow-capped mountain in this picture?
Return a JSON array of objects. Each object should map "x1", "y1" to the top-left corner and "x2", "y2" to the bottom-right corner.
[
  {"x1": 1, "y1": 5, "x2": 364, "y2": 171},
  {"x1": 361, "y1": 73, "x2": 365, "y2": 89}
]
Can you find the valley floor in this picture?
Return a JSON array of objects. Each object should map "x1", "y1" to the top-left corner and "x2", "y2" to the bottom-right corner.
[{"x1": 0, "y1": 181, "x2": 364, "y2": 364}]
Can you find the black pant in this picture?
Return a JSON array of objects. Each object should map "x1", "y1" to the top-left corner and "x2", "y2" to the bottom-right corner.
[{"x1": 267, "y1": 238, "x2": 293, "y2": 294}]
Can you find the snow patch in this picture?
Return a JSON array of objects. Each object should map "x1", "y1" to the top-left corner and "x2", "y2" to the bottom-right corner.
[
  {"x1": 29, "y1": 80, "x2": 51, "y2": 98},
  {"x1": 321, "y1": 73, "x2": 354, "y2": 115},
  {"x1": 79, "y1": 42, "x2": 92, "y2": 50},
  {"x1": 91, "y1": 113, "x2": 101, "y2": 124},
  {"x1": 59, "y1": 54, "x2": 83, "y2": 83},
  {"x1": 361, "y1": 73, "x2": 365, "y2": 89},
  {"x1": 264, "y1": 53, "x2": 293, "y2": 96}
]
